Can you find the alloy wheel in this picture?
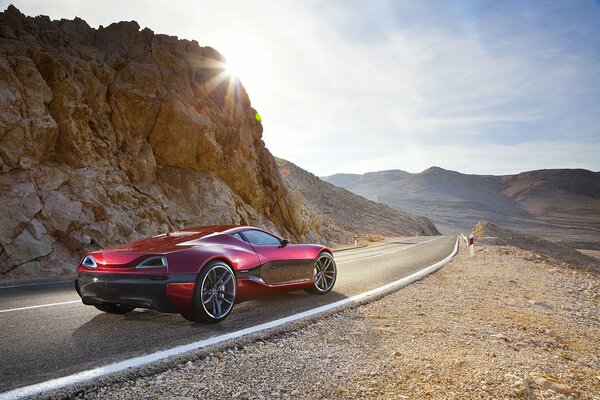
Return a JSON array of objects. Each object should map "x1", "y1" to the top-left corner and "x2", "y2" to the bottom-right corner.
[
  {"x1": 200, "y1": 264, "x2": 236, "y2": 319},
  {"x1": 313, "y1": 254, "x2": 336, "y2": 292}
]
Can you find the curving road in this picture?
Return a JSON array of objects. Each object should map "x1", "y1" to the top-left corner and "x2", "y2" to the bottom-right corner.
[{"x1": 0, "y1": 235, "x2": 456, "y2": 394}]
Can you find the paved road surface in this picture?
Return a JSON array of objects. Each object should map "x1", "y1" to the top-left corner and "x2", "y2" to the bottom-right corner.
[{"x1": 0, "y1": 235, "x2": 456, "y2": 393}]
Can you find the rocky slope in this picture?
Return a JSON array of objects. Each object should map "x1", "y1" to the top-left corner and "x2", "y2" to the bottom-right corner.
[
  {"x1": 0, "y1": 6, "x2": 437, "y2": 281},
  {"x1": 277, "y1": 158, "x2": 439, "y2": 243},
  {"x1": 323, "y1": 167, "x2": 600, "y2": 246},
  {"x1": 472, "y1": 221, "x2": 599, "y2": 273}
]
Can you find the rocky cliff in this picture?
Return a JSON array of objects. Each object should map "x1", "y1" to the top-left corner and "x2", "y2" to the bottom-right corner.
[{"x1": 0, "y1": 6, "x2": 315, "y2": 280}]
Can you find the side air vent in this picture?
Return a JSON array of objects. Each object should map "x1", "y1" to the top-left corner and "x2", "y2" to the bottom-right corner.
[{"x1": 136, "y1": 256, "x2": 168, "y2": 269}]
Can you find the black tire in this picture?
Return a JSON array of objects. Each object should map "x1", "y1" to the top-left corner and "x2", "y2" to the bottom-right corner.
[
  {"x1": 182, "y1": 260, "x2": 237, "y2": 323},
  {"x1": 94, "y1": 303, "x2": 135, "y2": 314},
  {"x1": 306, "y1": 252, "x2": 337, "y2": 294}
]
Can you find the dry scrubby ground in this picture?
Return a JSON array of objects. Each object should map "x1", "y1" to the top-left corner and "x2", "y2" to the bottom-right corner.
[{"x1": 74, "y1": 244, "x2": 599, "y2": 400}]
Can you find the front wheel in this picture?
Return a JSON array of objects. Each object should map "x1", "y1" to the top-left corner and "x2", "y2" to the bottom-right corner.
[
  {"x1": 182, "y1": 261, "x2": 237, "y2": 323},
  {"x1": 306, "y1": 252, "x2": 337, "y2": 294},
  {"x1": 94, "y1": 303, "x2": 135, "y2": 314}
]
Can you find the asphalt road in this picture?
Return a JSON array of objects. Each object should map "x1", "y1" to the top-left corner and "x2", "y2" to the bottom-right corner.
[{"x1": 0, "y1": 235, "x2": 456, "y2": 393}]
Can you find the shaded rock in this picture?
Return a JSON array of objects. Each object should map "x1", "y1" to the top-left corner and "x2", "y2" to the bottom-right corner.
[
  {"x1": 149, "y1": 92, "x2": 216, "y2": 170},
  {"x1": 41, "y1": 191, "x2": 84, "y2": 233},
  {"x1": 20, "y1": 188, "x2": 43, "y2": 220},
  {"x1": 2, "y1": 227, "x2": 54, "y2": 272},
  {"x1": 26, "y1": 219, "x2": 46, "y2": 240}
]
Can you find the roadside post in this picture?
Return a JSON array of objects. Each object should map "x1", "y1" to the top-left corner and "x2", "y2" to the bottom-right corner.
[
  {"x1": 354, "y1": 235, "x2": 358, "y2": 247},
  {"x1": 468, "y1": 234, "x2": 475, "y2": 257}
]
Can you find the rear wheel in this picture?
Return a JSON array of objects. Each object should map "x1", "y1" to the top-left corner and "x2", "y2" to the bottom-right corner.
[
  {"x1": 94, "y1": 303, "x2": 135, "y2": 314},
  {"x1": 182, "y1": 261, "x2": 236, "y2": 323},
  {"x1": 307, "y1": 252, "x2": 337, "y2": 294}
]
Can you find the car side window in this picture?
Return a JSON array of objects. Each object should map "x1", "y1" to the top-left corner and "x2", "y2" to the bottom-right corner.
[
  {"x1": 231, "y1": 233, "x2": 246, "y2": 242},
  {"x1": 242, "y1": 230, "x2": 282, "y2": 246}
]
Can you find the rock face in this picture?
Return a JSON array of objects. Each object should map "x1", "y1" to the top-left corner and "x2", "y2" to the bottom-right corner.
[
  {"x1": 277, "y1": 158, "x2": 439, "y2": 243},
  {"x1": 0, "y1": 6, "x2": 310, "y2": 280}
]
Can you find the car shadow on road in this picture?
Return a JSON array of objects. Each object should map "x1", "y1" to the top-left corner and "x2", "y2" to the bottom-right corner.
[{"x1": 71, "y1": 290, "x2": 350, "y2": 352}]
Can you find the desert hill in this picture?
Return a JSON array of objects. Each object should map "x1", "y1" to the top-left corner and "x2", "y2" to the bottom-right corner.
[
  {"x1": 276, "y1": 159, "x2": 439, "y2": 243},
  {"x1": 323, "y1": 167, "x2": 600, "y2": 246},
  {"x1": 0, "y1": 6, "x2": 437, "y2": 280}
]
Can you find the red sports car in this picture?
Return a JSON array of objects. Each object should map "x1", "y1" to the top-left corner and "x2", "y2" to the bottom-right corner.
[{"x1": 74, "y1": 226, "x2": 337, "y2": 323}]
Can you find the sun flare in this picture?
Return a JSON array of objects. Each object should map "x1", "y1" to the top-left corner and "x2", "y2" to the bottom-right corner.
[
  {"x1": 224, "y1": 59, "x2": 241, "y2": 80},
  {"x1": 216, "y1": 38, "x2": 269, "y2": 97}
]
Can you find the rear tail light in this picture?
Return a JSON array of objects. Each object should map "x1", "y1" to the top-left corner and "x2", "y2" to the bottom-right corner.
[{"x1": 81, "y1": 255, "x2": 97, "y2": 269}]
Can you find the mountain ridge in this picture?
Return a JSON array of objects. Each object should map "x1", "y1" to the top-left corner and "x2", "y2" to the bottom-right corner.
[{"x1": 323, "y1": 167, "x2": 600, "y2": 246}]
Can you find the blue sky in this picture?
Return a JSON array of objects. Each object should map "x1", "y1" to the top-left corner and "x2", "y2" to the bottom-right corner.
[{"x1": 4, "y1": 0, "x2": 600, "y2": 175}]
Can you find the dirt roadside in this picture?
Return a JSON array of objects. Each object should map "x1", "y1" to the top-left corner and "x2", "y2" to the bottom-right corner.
[{"x1": 68, "y1": 243, "x2": 599, "y2": 400}]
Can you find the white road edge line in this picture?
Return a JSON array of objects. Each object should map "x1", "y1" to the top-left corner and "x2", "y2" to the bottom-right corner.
[
  {"x1": 339, "y1": 236, "x2": 441, "y2": 263},
  {"x1": 0, "y1": 281, "x2": 70, "y2": 290},
  {"x1": 0, "y1": 236, "x2": 459, "y2": 400},
  {"x1": 0, "y1": 236, "x2": 440, "y2": 314},
  {"x1": 0, "y1": 301, "x2": 81, "y2": 314}
]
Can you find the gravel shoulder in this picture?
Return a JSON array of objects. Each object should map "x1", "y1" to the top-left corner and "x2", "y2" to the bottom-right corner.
[{"x1": 71, "y1": 243, "x2": 599, "y2": 400}]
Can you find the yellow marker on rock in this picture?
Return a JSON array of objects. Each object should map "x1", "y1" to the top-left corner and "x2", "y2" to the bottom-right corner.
[{"x1": 255, "y1": 112, "x2": 262, "y2": 123}]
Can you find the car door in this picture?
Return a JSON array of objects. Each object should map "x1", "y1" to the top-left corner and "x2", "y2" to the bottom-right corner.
[{"x1": 240, "y1": 229, "x2": 313, "y2": 285}]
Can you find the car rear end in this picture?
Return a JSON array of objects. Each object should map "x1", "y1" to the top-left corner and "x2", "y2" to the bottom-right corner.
[{"x1": 74, "y1": 250, "x2": 197, "y2": 313}]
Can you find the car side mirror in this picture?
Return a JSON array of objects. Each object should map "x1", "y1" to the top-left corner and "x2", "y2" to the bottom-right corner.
[{"x1": 280, "y1": 238, "x2": 291, "y2": 246}]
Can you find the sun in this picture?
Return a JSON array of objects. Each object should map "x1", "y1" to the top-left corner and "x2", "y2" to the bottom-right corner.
[
  {"x1": 224, "y1": 57, "x2": 242, "y2": 80},
  {"x1": 217, "y1": 38, "x2": 269, "y2": 97}
]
